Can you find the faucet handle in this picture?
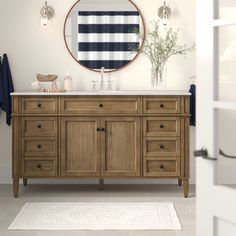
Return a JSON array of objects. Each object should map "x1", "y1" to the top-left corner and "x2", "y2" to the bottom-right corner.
[
  {"x1": 107, "y1": 80, "x2": 114, "y2": 90},
  {"x1": 100, "y1": 67, "x2": 106, "y2": 90},
  {"x1": 91, "y1": 80, "x2": 99, "y2": 92},
  {"x1": 101, "y1": 67, "x2": 105, "y2": 79}
]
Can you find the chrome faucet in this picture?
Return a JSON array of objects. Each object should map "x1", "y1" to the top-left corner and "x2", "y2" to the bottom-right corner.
[{"x1": 100, "y1": 67, "x2": 105, "y2": 90}]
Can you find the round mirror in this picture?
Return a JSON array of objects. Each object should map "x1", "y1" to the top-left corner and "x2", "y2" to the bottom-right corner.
[{"x1": 64, "y1": 0, "x2": 145, "y2": 72}]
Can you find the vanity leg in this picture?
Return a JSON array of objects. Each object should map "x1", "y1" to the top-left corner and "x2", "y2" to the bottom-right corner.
[
  {"x1": 183, "y1": 178, "x2": 189, "y2": 198},
  {"x1": 99, "y1": 179, "x2": 104, "y2": 191},
  {"x1": 178, "y1": 178, "x2": 182, "y2": 186},
  {"x1": 23, "y1": 178, "x2": 28, "y2": 186},
  {"x1": 13, "y1": 179, "x2": 19, "y2": 198}
]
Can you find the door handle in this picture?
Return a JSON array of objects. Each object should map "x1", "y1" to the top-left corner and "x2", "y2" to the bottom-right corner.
[
  {"x1": 219, "y1": 149, "x2": 236, "y2": 159},
  {"x1": 194, "y1": 147, "x2": 217, "y2": 161},
  {"x1": 194, "y1": 148, "x2": 236, "y2": 160}
]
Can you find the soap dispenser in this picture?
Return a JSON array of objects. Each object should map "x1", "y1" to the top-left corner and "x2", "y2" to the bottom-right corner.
[{"x1": 64, "y1": 72, "x2": 73, "y2": 91}]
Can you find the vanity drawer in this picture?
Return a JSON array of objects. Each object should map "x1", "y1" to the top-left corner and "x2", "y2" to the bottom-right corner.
[
  {"x1": 22, "y1": 138, "x2": 57, "y2": 156},
  {"x1": 22, "y1": 117, "x2": 57, "y2": 137},
  {"x1": 23, "y1": 160, "x2": 56, "y2": 177},
  {"x1": 143, "y1": 97, "x2": 180, "y2": 114},
  {"x1": 60, "y1": 97, "x2": 141, "y2": 114},
  {"x1": 143, "y1": 117, "x2": 180, "y2": 137},
  {"x1": 20, "y1": 97, "x2": 58, "y2": 114},
  {"x1": 144, "y1": 158, "x2": 180, "y2": 177},
  {"x1": 143, "y1": 137, "x2": 180, "y2": 157}
]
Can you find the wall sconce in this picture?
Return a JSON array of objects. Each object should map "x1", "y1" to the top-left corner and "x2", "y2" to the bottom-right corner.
[
  {"x1": 40, "y1": 1, "x2": 54, "y2": 26},
  {"x1": 158, "y1": 1, "x2": 171, "y2": 26}
]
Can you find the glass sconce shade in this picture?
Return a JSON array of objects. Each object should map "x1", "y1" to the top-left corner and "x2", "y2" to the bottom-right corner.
[
  {"x1": 158, "y1": 1, "x2": 171, "y2": 25},
  {"x1": 40, "y1": 1, "x2": 54, "y2": 26}
]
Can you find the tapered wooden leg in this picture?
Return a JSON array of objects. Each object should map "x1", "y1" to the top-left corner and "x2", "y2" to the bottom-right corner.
[
  {"x1": 178, "y1": 178, "x2": 182, "y2": 186},
  {"x1": 13, "y1": 179, "x2": 19, "y2": 198},
  {"x1": 99, "y1": 179, "x2": 104, "y2": 191},
  {"x1": 23, "y1": 178, "x2": 28, "y2": 186},
  {"x1": 183, "y1": 178, "x2": 189, "y2": 198}
]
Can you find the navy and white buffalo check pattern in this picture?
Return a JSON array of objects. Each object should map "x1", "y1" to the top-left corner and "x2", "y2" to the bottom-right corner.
[{"x1": 78, "y1": 11, "x2": 140, "y2": 70}]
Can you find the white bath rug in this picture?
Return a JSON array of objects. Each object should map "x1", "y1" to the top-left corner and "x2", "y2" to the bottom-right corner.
[{"x1": 9, "y1": 202, "x2": 181, "y2": 230}]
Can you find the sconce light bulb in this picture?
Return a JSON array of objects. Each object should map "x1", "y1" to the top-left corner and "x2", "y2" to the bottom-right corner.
[
  {"x1": 40, "y1": 16, "x2": 48, "y2": 26},
  {"x1": 162, "y1": 18, "x2": 169, "y2": 26},
  {"x1": 162, "y1": 13, "x2": 169, "y2": 26}
]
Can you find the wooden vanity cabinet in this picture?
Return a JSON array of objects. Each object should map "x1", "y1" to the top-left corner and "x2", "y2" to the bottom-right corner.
[{"x1": 12, "y1": 95, "x2": 190, "y2": 198}]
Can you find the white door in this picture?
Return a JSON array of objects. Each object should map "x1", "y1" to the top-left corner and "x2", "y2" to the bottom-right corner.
[{"x1": 196, "y1": 0, "x2": 236, "y2": 235}]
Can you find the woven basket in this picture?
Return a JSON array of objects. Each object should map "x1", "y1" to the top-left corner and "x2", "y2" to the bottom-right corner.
[{"x1": 36, "y1": 74, "x2": 58, "y2": 82}]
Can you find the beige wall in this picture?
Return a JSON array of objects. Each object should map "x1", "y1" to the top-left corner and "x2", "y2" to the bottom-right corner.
[{"x1": 0, "y1": 0, "x2": 196, "y2": 184}]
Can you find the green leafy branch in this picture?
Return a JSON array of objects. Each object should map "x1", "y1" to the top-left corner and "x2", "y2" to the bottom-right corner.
[{"x1": 132, "y1": 21, "x2": 195, "y2": 73}]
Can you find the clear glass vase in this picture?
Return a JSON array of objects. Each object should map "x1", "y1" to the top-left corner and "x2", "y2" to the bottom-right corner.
[{"x1": 151, "y1": 66, "x2": 167, "y2": 89}]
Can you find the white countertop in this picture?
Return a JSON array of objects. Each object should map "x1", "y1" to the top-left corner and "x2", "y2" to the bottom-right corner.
[{"x1": 11, "y1": 90, "x2": 191, "y2": 96}]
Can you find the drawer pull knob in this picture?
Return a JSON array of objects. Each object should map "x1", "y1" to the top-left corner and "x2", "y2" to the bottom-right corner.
[
  {"x1": 160, "y1": 145, "x2": 165, "y2": 149},
  {"x1": 37, "y1": 103, "x2": 42, "y2": 108},
  {"x1": 160, "y1": 124, "x2": 164, "y2": 129},
  {"x1": 37, "y1": 124, "x2": 42, "y2": 129},
  {"x1": 101, "y1": 128, "x2": 106, "y2": 132},
  {"x1": 160, "y1": 104, "x2": 164, "y2": 108},
  {"x1": 160, "y1": 164, "x2": 164, "y2": 169},
  {"x1": 99, "y1": 104, "x2": 103, "y2": 108},
  {"x1": 37, "y1": 164, "x2": 42, "y2": 169},
  {"x1": 96, "y1": 128, "x2": 101, "y2": 132},
  {"x1": 37, "y1": 144, "x2": 42, "y2": 149}
]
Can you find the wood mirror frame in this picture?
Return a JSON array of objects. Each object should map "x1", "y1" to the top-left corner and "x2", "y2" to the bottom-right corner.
[{"x1": 63, "y1": 0, "x2": 146, "y2": 73}]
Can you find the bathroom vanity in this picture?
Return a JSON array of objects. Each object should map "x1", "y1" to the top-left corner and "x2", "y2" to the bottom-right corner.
[{"x1": 11, "y1": 91, "x2": 190, "y2": 197}]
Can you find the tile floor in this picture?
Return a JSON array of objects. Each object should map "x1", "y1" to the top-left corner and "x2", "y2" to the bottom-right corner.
[{"x1": 0, "y1": 184, "x2": 196, "y2": 236}]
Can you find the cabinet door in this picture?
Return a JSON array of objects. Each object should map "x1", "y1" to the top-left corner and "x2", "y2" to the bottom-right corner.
[
  {"x1": 60, "y1": 117, "x2": 100, "y2": 176},
  {"x1": 101, "y1": 117, "x2": 141, "y2": 177}
]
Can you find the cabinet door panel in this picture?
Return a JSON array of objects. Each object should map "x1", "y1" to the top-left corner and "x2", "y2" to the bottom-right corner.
[
  {"x1": 101, "y1": 117, "x2": 141, "y2": 177},
  {"x1": 60, "y1": 117, "x2": 100, "y2": 176}
]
